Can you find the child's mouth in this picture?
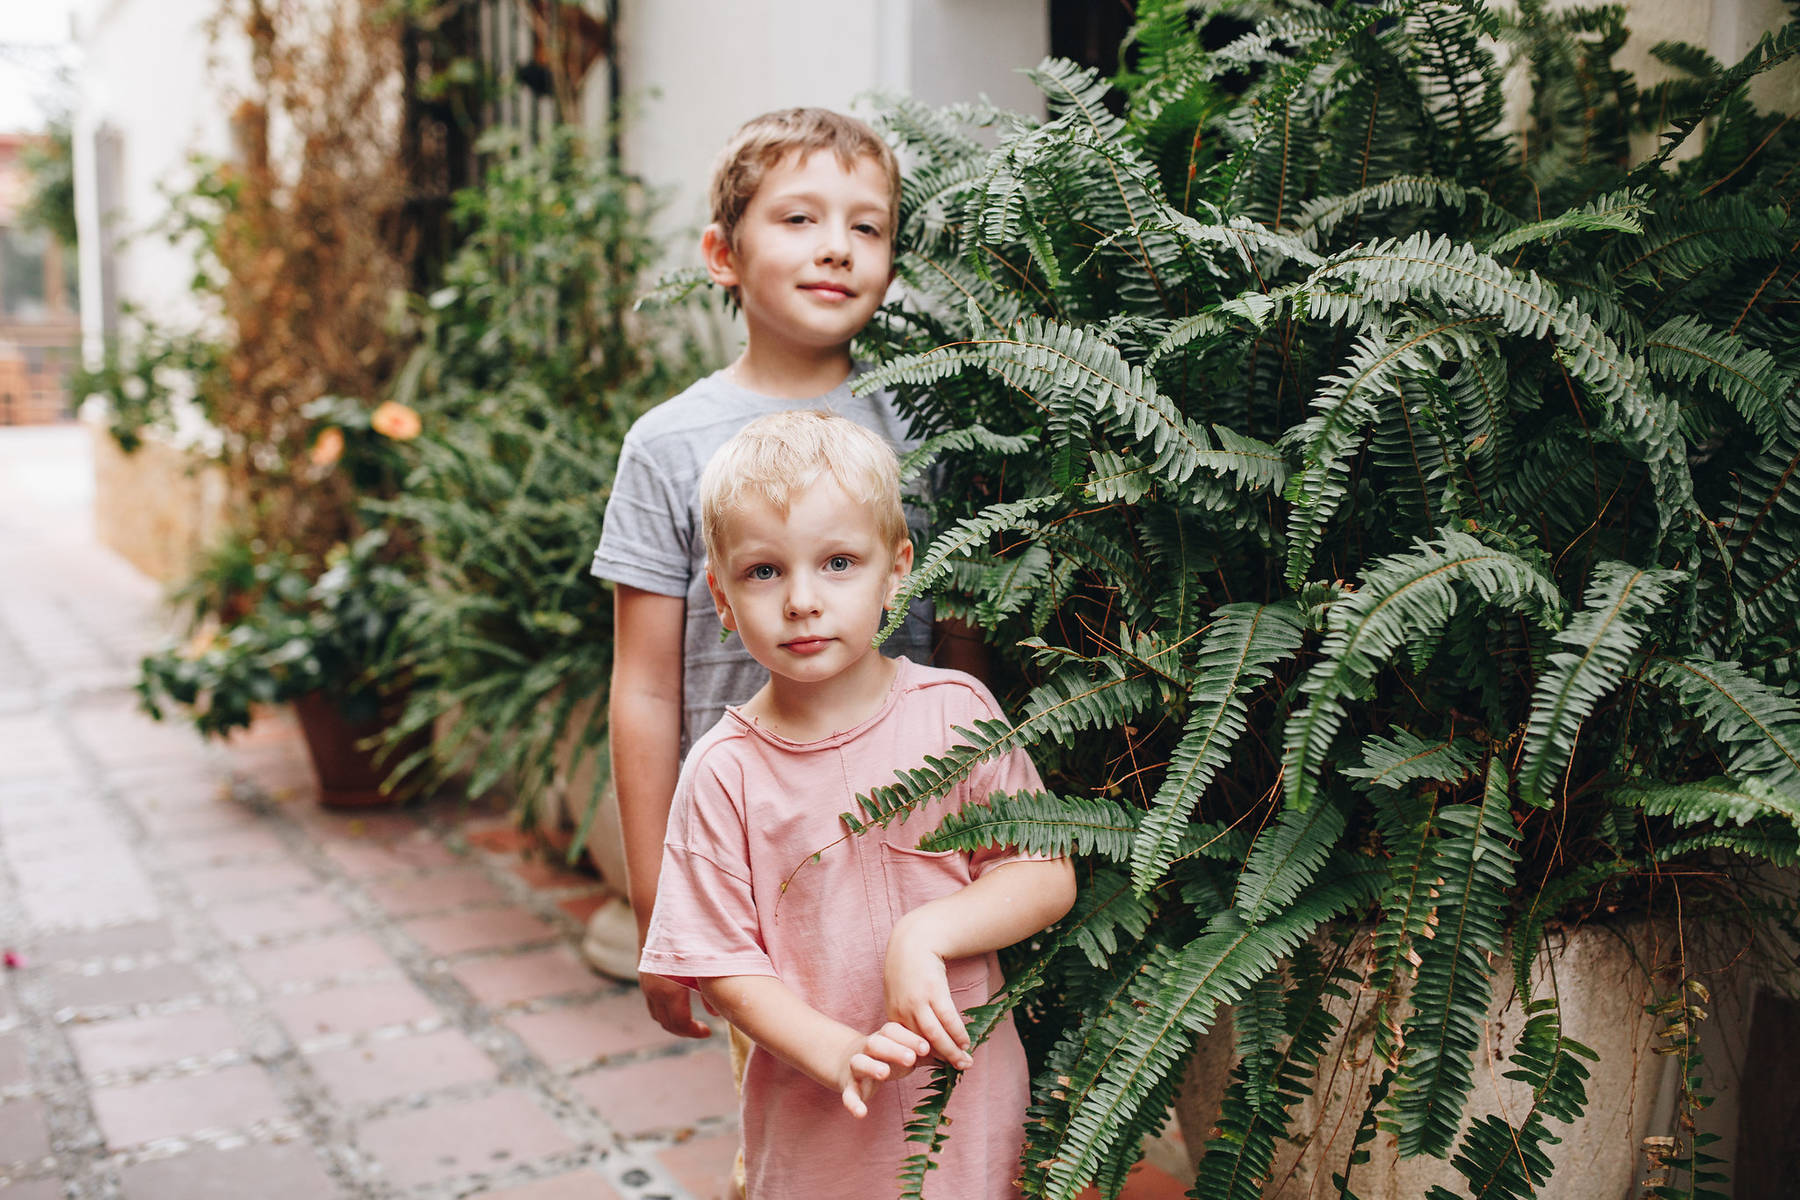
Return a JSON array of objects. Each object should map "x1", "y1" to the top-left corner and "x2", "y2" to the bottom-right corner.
[{"x1": 783, "y1": 637, "x2": 834, "y2": 655}]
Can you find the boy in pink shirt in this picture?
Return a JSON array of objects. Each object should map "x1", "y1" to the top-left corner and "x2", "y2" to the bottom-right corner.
[{"x1": 640, "y1": 411, "x2": 1077, "y2": 1198}]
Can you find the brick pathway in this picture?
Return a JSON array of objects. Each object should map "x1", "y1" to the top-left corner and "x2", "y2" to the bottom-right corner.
[{"x1": 0, "y1": 425, "x2": 1189, "y2": 1200}]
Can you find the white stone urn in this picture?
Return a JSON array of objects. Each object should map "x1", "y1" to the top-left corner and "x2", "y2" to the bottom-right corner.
[{"x1": 1171, "y1": 923, "x2": 1692, "y2": 1199}]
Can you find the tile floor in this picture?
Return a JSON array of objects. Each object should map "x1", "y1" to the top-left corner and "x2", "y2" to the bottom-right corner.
[{"x1": 0, "y1": 425, "x2": 1189, "y2": 1199}]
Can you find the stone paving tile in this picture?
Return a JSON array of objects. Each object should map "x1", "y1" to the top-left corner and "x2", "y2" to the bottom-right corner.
[
  {"x1": 0, "y1": 715, "x2": 79, "y2": 779},
  {"x1": 451, "y1": 947, "x2": 602, "y2": 1009},
  {"x1": 89, "y1": 1063, "x2": 288, "y2": 1148},
  {"x1": 206, "y1": 891, "x2": 352, "y2": 944},
  {"x1": 358, "y1": 1089, "x2": 576, "y2": 1189},
  {"x1": 305, "y1": 1028, "x2": 499, "y2": 1107},
  {"x1": 320, "y1": 834, "x2": 461, "y2": 878},
  {"x1": 571, "y1": 1046, "x2": 735, "y2": 1137},
  {"x1": 0, "y1": 1178, "x2": 62, "y2": 1200},
  {"x1": 362, "y1": 866, "x2": 506, "y2": 917},
  {"x1": 116, "y1": 1142, "x2": 344, "y2": 1200},
  {"x1": 48, "y1": 961, "x2": 208, "y2": 1012},
  {"x1": 237, "y1": 932, "x2": 399, "y2": 989},
  {"x1": 27, "y1": 919, "x2": 178, "y2": 963},
  {"x1": 22, "y1": 881, "x2": 162, "y2": 930},
  {"x1": 179, "y1": 859, "x2": 319, "y2": 904},
  {"x1": 502, "y1": 992, "x2": 680, "y2": 1070},
  {"x1": 155, "y1": 826, "x2": 290, "y2": 867},
  {"x1": 268, "y1": 979, "x2": 439, "y2": 1043},
  {"x1": 403, "y1": 907, "x2": 560, "y2": 957},
  {"x1": 475, "y1": 1169, "x2": 625, "y2": 1200},
  {"x1": 0, "y1": 1097, "x2": 54, "y2": 1164},
  {"x1": 66, "y1": 701, "x2": 212, "y2": 768},
  {"x1": 66, "y1": 1007, "x2": 243, "y2": 1078},
  {"x1": 655, "y1": 1130, "x2": 739, "y2": 1200},
  {"x1": 0, "y1": 1033, "x2": 28, "y2": 1089}
]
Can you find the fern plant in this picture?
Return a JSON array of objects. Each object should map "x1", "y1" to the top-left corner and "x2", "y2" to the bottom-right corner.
[{"x1": 849, "y1": 3, "x2": 1800, "y2": 1196}]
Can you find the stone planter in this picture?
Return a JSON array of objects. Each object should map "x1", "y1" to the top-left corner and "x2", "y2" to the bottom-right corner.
[
  {"x1": 1172, "y1": 923, "x2": 1686, "y2": 1199},
  {"x1": 88, "y1": 419, "x2": 227, "y2": 584}
]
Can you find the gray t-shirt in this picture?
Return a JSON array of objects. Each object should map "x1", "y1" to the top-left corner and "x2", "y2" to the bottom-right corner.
[{"x1": 592, "y1": 368, "x2": 934, "y2": 754}]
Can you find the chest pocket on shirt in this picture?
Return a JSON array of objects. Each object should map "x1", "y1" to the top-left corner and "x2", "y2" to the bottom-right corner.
[{"x1": 879, "y1": 842, "x2": 989, "y2": 999}]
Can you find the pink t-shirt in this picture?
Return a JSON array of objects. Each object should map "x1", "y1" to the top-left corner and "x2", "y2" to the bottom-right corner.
[{"x1": 640, "y1": 658, "x2": 1045, "y2": 1199}]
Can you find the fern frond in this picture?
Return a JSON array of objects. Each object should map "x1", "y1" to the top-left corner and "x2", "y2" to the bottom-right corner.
[
  {"x1": 1620, "y1": 775, "x2": 1800, "y2": 833},
  {"x1": 1233, "y1": 794, "x2": 1352, "y2": 923},
  {"x1": 875, "y1": 494, "x2": 1061, "y2": 643},
  {"x1": 1518, "y1": 561, "x2": 1683, "y2": 806},
  {"x1": 1045, "y1": 867, "x2": 1379, "y2": 1200},
  {"x1": 1645, "y1": 654, "x2": 1800, "y2": 795},
  {"x1": 1284, "y1": 530, "x2": 1560, "y2": 811},
  {"x1": 1482, "y1": 187, "x2": 1648, "y2": 255},
  {"x1": 1388, "y1": 759, "x2": 1521, "y2": 1159},
  {"x1": 1131, "y1": 602, "x2": 1308, "y2": 891},
  {"x1": 1440, "y1": 999, "x2": 1596, "y2": 1199},
  {"x1": 896, "y1": 424, "x2": 1038, "y2": 485},
  {"x1": 847, "y1": 658, "x2": 1158, "y2": 830},
  {"x1": 1295, "y1": 175, "x2": 1498, "y2": 250},
  {"x1": 1344, "y1": 729, "x2": 1480, "y2": 791},
  {"x1": 921, "y1": 791, "x2": 1139, "y2": 860},
  {"x1": 1645, "y1": 314, "x2": 1791, "y2": 445}
]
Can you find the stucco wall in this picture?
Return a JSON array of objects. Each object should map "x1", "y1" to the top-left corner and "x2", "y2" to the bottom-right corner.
[{"x1": 614, "y1": 0, "x2": 1048, "y2": 248}]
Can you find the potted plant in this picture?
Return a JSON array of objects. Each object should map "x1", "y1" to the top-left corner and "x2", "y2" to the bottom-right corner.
[
  {"x1": 839, "y1": 2, "x2": 1800, "y2": 1197},
  {"x1": 138, "y1": 524, "x2": 418, "y2": 806}
]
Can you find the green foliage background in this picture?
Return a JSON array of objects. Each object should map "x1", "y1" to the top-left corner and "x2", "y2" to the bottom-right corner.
[{"x1": 845, "y1": 2, "x2": 1800, "y2": 1196}]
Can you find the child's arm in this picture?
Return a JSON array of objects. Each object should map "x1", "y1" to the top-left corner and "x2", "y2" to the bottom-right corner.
[
  {"x1": 611, "y1": 583, "x2": 710, "y2": 1039},
  {"x1": 699, "y1": 975, "x2": 932, "y2": 1118},
  {"x1": 884, "y1": 857, "x2": 1078, "y2": 1066}
]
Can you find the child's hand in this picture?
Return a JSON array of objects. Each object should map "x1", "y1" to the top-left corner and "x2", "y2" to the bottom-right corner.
[
  {"x1": 838, "y1": 1022, "x2": 931, "y2": 1118},
  {"x1": 884, "y1": 915, "x2": 973, "y2": 1071}
]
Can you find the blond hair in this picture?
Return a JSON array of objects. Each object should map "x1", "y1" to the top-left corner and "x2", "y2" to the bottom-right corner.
[
  {"x1": 708, "y1": 107, "x2": 901, "y2": 248},
  {"x1": 700, "y1": 410, "x2": 908, "y2": 565}
]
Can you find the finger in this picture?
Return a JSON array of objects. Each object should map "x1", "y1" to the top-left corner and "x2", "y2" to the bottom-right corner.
[
  {"x1": 907, "y1": 1007, "x2": 965, "y2": 1067},
  {"x1": 841, "y1": 1082, "x2": 868, "y2": 1119},
  {"x1": 932, "y1": 997, "x2": 973, "y2": 1066},
  {"x1": 879, "y1": 1022, "x2": 931, "y2": 1057},
  {"x1": 863, "y1": 1035, "x2": 916, "y2": 1070},
  {"x1": 849, "y1": 1052, "x2": 889, "y2": 1082}
]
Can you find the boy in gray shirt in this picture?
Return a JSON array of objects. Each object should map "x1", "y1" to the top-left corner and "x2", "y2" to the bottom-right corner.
[{"x1": 589, "y1": 107, "x2": 980, "y2": 1042}]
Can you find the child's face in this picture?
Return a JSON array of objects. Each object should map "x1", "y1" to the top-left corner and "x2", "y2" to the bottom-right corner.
[
  {"x1": 706, "y1": 476, "x2": 913, "y2": 688},
  {"x1": 704, "y1": 150, "x2": 895, "y2": 361}
]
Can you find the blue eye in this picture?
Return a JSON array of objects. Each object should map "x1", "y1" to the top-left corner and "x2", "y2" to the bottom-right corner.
[
  {"x1": 748, "y1": 564, "x2": 778, "y2": 581},
  {"x1": 826, "y1": 556, "x2": 852, "y2": 572}
]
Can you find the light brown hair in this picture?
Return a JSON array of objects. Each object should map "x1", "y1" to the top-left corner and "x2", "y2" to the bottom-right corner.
[
  {"x1": 700, "y1": 409, "x2": 908, "y2": 566},
  {"x1": 708, "y1": 107, "x2": 901, "y2": 248}
]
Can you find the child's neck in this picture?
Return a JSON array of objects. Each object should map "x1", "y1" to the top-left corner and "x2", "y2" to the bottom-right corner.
[
  {"x1": 743, "y1": 650, "x2": 899, "y2": 744},
  {"x1": 726, "y1": 342, "x2": 854, "y2": 401}
]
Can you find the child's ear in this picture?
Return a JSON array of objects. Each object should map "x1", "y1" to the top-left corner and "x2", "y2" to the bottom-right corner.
[
  {"x1": 706, "y1": 568, "x2": 738, "y2": 631},
  {"x1": 701, "y1": 224, "x2": 740, "y2": 291},
  {"x1": 884, "y1": 539, "x2": 914, "y2": 609}
]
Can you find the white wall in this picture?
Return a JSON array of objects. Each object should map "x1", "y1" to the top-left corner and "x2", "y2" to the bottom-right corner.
[
  {"x1": 615, "y1": 0, "x2": 1049, "y2": 250},
  {"x1": 70, "y1": 0, "x2": 243, "y2": 354}
]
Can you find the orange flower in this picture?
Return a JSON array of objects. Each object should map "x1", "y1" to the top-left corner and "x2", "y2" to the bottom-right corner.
[
  {"x1": 311, "y1": 426, "x2": 345, "y2": 467},
  {"x1": 370, "y1": 401, "x2": 422, "y2": 441}
]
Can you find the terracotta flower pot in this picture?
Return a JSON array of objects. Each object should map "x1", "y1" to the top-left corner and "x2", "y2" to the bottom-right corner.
[{"x1": 291, "y1": 690, "x2": 422, "y2": 808}]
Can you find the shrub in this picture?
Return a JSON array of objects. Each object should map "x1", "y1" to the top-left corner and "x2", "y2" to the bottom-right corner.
[
  {"x1": 374, "y1": 127, "x2": 716, "y2": 832},
  {"x1": 851, "y1": 3, "x2": 1800, "y2": 1196}
]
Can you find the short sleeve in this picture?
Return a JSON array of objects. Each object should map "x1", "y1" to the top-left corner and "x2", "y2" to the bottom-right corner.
[
  {"x1": 592, "y1": 429, "x2": 692, "y2": 597},
  {"x1": 957, "y1": 684, "x2": 1055, "y2": 878},
  {"x1": 638, "y1": 754, "x2": 778, "y2": 990}
]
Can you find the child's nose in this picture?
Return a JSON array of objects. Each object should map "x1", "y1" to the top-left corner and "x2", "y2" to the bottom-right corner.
[
  {"x1": 785, "y1": 577, "x2": 821, "y2": 617},
  {"x1": 816, "y1": 225, "x2": 851, "y2": 266}
]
